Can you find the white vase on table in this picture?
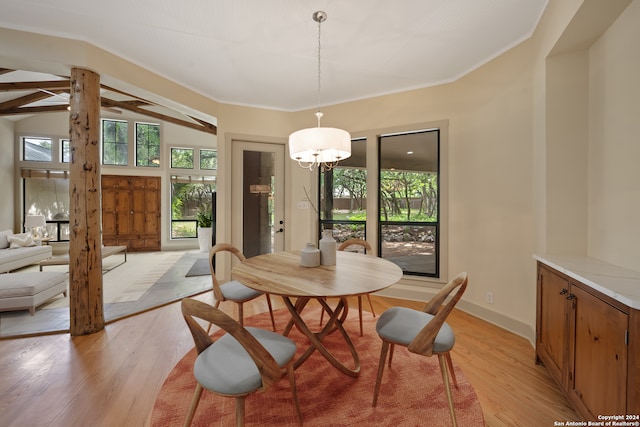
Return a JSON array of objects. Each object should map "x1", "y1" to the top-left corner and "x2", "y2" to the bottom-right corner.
[
  {"x1": 319, "y1": 229, "x2": 336, "y2": 266},
  {"x1": 300, "y1": 242, "x2": 320, "y2": 267}
]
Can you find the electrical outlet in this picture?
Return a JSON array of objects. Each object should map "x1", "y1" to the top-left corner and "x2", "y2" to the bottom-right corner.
[{"x1": 486, "y1": 291, "x2": 494, "y2": 304}]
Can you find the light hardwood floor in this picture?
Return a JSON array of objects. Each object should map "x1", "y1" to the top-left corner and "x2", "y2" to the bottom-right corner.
[{"x1": 0, "y1": 292, "x2": 578, "y2": 427}]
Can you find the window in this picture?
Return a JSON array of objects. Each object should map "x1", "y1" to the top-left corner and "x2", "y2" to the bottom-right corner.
[
  {"x1": 102, "y1": 119, "x2": 128, "y2": 165},
  {"x1": 135, "y1": 122, "x2": 160, "y2": 167},
  {"x1": 22, "y1": 170, "x2": 70, "y2": 241},
  {"x1": 200, "y1": 149, "x2": 217, "y2": 170},
  {"x1": 319, "y1": 138, "x2": 367, "y2": 242},
  {"x1": 23, "y1": 137, "x2": 52, "y2": 162},
  {"x1": 61, "y1": 139, "x2": 70, "y2": 163},
  {"x1": 170, "y1": 176, "x2": 216, "y2": 239},
  {"x1": 379, "y1": 129, "x2": 439, "y2": 276},
  {"x1": 171, "y1": 148, "x2": 194, "y2": 169}
]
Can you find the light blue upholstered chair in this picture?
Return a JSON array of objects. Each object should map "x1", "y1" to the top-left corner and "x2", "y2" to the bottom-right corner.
[
  {"x1": 372, "y1": 272, "x2": 468, "y2": 427},
  {"x1": 209, "y1": 243, "x2": 275, "y2": 331},
  {"x1": 181, "y1": 298, "x2": 302, "y2": 426}
]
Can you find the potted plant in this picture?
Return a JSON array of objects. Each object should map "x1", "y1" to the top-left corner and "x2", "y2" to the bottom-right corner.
[{"x1": 197, "y1": 207, "x2": 213, "y2": 252}]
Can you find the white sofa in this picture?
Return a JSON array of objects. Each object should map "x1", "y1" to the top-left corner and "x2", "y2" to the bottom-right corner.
[
  {"x1": 0, "y1": 230, "x2": 53, "y2": 273},
  {"x1": 0, "y1": 271, "x2": 67, "y2": 315}
]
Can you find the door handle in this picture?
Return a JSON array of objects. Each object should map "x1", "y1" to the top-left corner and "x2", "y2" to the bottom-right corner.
[{"x1": 276, "y1": 228, "x2": 284, "y2": 233}]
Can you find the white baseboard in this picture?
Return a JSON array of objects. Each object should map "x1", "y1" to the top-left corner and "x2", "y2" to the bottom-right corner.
[{"x1": 376, "y1": 282, "x2": 536, "y2": 347}]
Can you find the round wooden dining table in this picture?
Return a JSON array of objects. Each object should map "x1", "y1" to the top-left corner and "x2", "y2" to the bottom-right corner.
[{"x1": 231, "y1": 250, "x2": 403, "y2": 377}]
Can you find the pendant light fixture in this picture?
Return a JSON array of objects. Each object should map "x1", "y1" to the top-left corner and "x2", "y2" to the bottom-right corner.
[{"x1": 288, "y1": 11, "x2": 351, "y2": 171}]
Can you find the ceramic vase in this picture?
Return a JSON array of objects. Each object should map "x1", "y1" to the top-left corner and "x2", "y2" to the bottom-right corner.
[
  {"x1": 197, "y1": 227, "x2": 213, "y2": 252},
  {"x1": 319, "y1": 229, "x2": 337, "y2": 265},
  {"x1": 300, "y1": 242, "x2": 320, "y2": 267}
]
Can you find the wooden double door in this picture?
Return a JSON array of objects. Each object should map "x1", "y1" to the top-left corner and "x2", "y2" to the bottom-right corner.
[{"x1": 102, "y1": 175, "x2": 161, "y2": 252}]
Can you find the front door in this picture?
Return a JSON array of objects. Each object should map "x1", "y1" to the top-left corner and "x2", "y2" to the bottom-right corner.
[
  {"x1": 102, "y1": 175, "x2": 161, "y2": 251},
  {"x1": 232, "y1": 141, "x2": 285, "y2": 257}
]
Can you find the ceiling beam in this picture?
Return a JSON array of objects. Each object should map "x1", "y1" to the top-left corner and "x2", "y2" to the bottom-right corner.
[
  {"x1": 0, "y1": 80, "x2": 70, "y2": 91},
  {"x1": 101, "y1": 97, "x2": 216, "y2": 135},
  {"x1": 0, "y1": 104, "x2": 69, "y2": 115},
  {"x1": 0, "y1": 90, "x2": 65, "y2": 110},
  {"x1": 100, "y1": 84, "x2": 217, "y2": 134},
  {"x1": 0, "y1": 78, "x2": 216, "y2": 134}
]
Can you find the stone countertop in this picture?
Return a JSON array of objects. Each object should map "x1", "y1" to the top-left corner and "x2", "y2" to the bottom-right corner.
[{"x1": 534, "y1": 254, "x2": 640, "y2": 310}]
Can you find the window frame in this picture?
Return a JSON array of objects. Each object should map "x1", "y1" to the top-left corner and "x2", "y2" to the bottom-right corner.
[
  {"x1": 22, "y1": 136, "x2": 53, "y2": 162},
  {"x1": 61, "y1": 139, "x2": 70, "y2": 163},
  {"x1": 199, "y1": 149, "x2": 217, "y2": 170},
  {"x1": 316, "y1": 124, "x2": 447, "y2": 281},
  {"x1": 101, "y1": 118, "x2": 129, "y2": 166},
  {"x1": 169, "y1": 145, "x2": 218, "y2": 240},
  {"x1": 170, "y1": 147, "x2": 194, "y2": 169},
  {"x1": 378, "y1": 128, "x2": 440, "y2": 277},
  {"x1": 135, "y1": 121, "x2": 161, "y2": 168}
]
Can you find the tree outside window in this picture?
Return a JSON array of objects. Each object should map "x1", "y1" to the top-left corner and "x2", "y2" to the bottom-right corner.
[
  {"x1": 170, "y1": 176, "x2": 215, "y2": 238},
  {"x1": 379, "y1": 129, "x2": 439, "y2": 277},
  {"x1": 136, "y1": 122, "x2": 160, "y2": 167},
  {"x1": 200, "y1": 149, "x2": 217, "y2": 170},
  {"x1": 171, "y1": 148, "x2": 194, "y2": 169},
  {"x1": 319, "y1": 138, "x2": 367, "y2": 241},
  {"x1": 102, "y1": 119, "x2": 128, "y2": 165}
]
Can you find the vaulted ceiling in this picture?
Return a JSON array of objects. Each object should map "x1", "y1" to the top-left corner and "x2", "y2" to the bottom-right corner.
[
  {"x1": 0, "y1": 0, "x2": 548, "y2": 117},
  {"x1": 0, "y1": 69, "x2": 217, "y2": 133}
]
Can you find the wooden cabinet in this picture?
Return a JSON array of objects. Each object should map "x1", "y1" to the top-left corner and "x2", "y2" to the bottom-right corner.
[
  {"x1": 102, "y1": 175, "x2": 160, "y2": 252},
  {"x1": 536, "y1": 262, "x2": 639, "y2": 419},
  {"x1": 536, "y1": 266, "x2": 570, "y2": 387},
  {"x1": 569, "y1": 285, "x2": 627, "y2": 417}
]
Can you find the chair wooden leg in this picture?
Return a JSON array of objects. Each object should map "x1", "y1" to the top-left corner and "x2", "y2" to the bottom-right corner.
[
  {"x1": 366, "y1": 293, "x2": 376, "y2": 317},
  {"x1": 287, "y1": 364, "x2": 303, "y2": 425},
  {"x1": 372, "y1": 340, "x2": 390, "y2": 407},
  {"x1": 266, "y1": 294, "x2": 276, "y2": 331},
  {"x1": 238, "y1": 302, "x2": 244, "y2": 327},
  {"x1": 236, "y1": 396, "x2": 245, "y2": 427},
  {"x1": 183, "y1": 383, "x2": 203, "y2": 427},
  {"x1": 445, "y1": 352, "x2": 458, "y2": 388},
  {"x1": 438, "y1": 354, "x2": 458, "y2": 427},
  {"x1": 358, "y1": 295, "x2": 364, "y2": 336},
  {"x1": 319, "y1": 297, "x2": 325, "y2": 326},
  {"x1": 388, "y1": 343, "x2": 395, "y2": 368}
]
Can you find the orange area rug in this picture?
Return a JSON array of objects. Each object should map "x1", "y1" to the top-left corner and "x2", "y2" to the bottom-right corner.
[{"x1": 151, "y1": 306, "x2": 485, "y2": 426}]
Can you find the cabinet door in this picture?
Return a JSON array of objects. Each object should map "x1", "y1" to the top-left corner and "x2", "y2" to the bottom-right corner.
[
  {"x1": 101, "y1": 186, "x2": 118, "y2": 238},
  {"x1": 570, "y1": 285, "x2": 627, "y2": 418},
  {"x1": 537, "y1": 266, "x2": 570, "y2": 387},
  {"x1": 101, "y1": 175, "x2": 161, "y2": 251}
]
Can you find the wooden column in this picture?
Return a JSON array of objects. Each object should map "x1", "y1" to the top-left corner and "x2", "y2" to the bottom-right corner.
[{"x1": 68, "y1": 67, "x2": 104, "y2": 336}]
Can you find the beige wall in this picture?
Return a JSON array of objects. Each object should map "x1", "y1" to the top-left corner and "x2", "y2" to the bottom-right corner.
[
  {"x1": 1, "y1": 0, "x2": 638, "y2": 343},
  {"x1": 0, "y1": 118, "x2": 15, "y2": 231},
  {"x1": 587, "y1": 0, "x2": 640, "y2": 270}
]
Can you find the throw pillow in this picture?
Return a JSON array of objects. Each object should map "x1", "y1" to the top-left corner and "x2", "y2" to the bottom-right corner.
[
  {"x1": 7, "y1": 233, "x2": 36, "y2": 248},
  {"x1": 0, "y1": 229, "x2": 12, "y2": 249}
]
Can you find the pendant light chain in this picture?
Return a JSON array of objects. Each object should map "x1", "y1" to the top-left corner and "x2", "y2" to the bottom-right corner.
[{"x1": 316, "y1": 11, "x2": 324, "y2": 127}]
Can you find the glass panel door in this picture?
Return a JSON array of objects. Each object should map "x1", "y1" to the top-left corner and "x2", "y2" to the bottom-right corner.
[{"x1": 232, "y1": 141, "x2": 284, "y2": 257}]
